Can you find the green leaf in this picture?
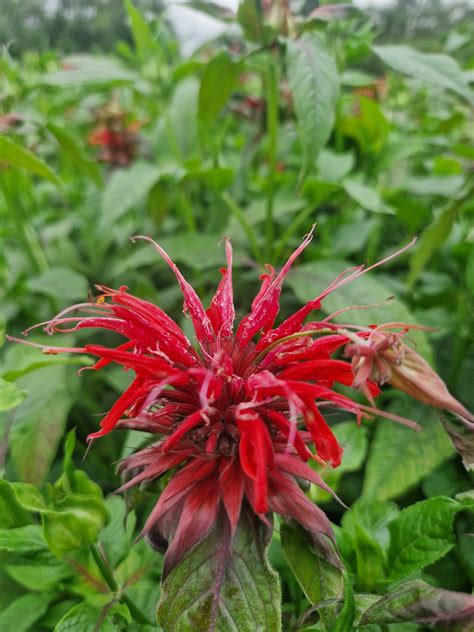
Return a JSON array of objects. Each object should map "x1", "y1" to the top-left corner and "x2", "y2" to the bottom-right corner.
[
  {"x1": 338, "y1": 95, "x2": 390, "y2": 154},
  {"x1": 359, "y1": 580, "x2": 474, "y2": 628},
  {"x1": 280, "y1": 521, "x2": 350, "y2": 631},
  {"x1": 101, "y1": 161, "x2": 165, "y2": 226},
  {"x1": 47, "y1": 123, "x2": 102, "y2": 185},
  {"x1": 407, "y1": 204, "x2": 459, "y2": 288},
  {"x1": 1, "y1": 341, "x2": 91, "y2": 381},
  {"x1": 0, "y1": 479, "x2": 32, "y2": 528},
  {"x1": 237, "y1": 0, "x2": 275, "y2": 44},
  {"x1": 0, "y1": 592, "x2": 53, "y2": 632},
  {"x1": 55, "y1": 602, "x2": 119, "y2": 632},
  {"x1": 5, "y1": 558, "x2": 70, "y2": 591},
  {"x1": 342, "y1": 499, "x2": 399, "y2": 551},
  {"x1": 287, "y1": 34, "x2": 339, "y2": 176},
  {"x1": 343, "y1": 178, "x2": 394, "y2": 214},
  {"x1": 0, "y1": 524, "x2": 46, "y2": 555},
  {"x1": 374, "y1": 45, "x2": 474, "y2": 103},
  {"x1": 316, "y1": 149, "x2": 354, "y2": 183},
  {"x1": 363, "y1": 402, "x2": 453, "y2": 501},
  {"x1": 99, "y1": 496, "x2": 136, "y2": 568},
  {"x1": 387, "y1": 496, "x2": 460, "y2": 579},
  {"x1": 9, "y1": 365, "x2": 78, "y2": 483},
  {"x1": 352, "y1": 524, "x2": 386, "y2": 591},
  {"x1": 403, "y1": 174, "x2": 464, "y2": 197},
  {"x1": 199, "y1": 52, "x2": 242, "y2": 130},
  {"x1": 287, "y1": 259, "x2": 431, "y2": 359},
  {"x1": 0, "y1": 377, "x2": 27, "y2": 411},
  {"x1": 437, "y1": 411, "x2": 474, "y2": 472},
  {"x1": 42, "y1": 54, "x2": 137, "y2": 88},
  {"x1": 26, "y1": 267, "x2": 89, "y2": 302},
  {"x1": 168, "y1": 78, "x2": 200, "y2": 160},
  {"x1": 124, "y1": 0, "x2": 156, "y2": 61},
  {"x1": 184, "y1": 0, "x2": 235, "y2": 21},
  {"x1": 0, "y1": 135, "x2": 61, "y2": 185},
  {"x1": 42, "y1": 494, "x2": 109, "y2": 557},
  {"x1": 157, "y1": 511, "x2": 281, "y2": 632}
]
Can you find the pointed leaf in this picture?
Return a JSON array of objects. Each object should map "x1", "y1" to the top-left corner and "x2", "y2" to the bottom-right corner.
[
  {"x1": 0, "y1": 135, "x2": 61, "y2": 185},
  {"x1": 199, "y1": 52, "x2": 242, "y2": 130},
  {"x1": 287, "y1": 34, "x2": 339, "y2": 176},
  {"x1": 0, "y1": 377, "x2": 27, "y2": 412}
]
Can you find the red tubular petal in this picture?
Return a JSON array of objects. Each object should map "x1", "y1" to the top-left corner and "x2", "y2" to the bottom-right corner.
[
  {"x1": 255, "y1": 299, "x2": 321, "y2": 351},
  {"x1": 116, "y1": 452, "x2": 187, "y2": 494},
  {"x1": 87, "y1": 376, "x2": 148, "y2": 439},
  {"x1": 206, "y1": 239, "x2": 235, "y2": 339},
  {"x1": 132, "y1": 236, "x2": 214, "y2": 345},
  {"x1": 236, "y1": 411, "x2": 272, "y2": 513},
  {"x1": 303, "y1": 401, "x2": 343, "y2": 467},
  {"x1": 261, "y1": 408, "x2": 311, "y2": 461},
  {"x1": 84, "y1": 344, "x2": 175, "y2": 376},
  {"x1": 236, "y1": 228, "x2": 314, "y2": 347}
]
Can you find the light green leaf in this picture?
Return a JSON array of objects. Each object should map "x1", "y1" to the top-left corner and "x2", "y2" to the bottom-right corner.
[
  {"x1": 338, "y1": 95, "x2": 390, "y2": 154},
  {"x1": 0, "y1": 479, "x2": 33, "y2": 528},
  {"x1": 342, "y1": 499, "x2": 399, "y2": 551},
  {"x1": 124, "y1": 0, "x2": 156, "y2": 61},
  {"x1": 0, "y1": 377, "x2": 27, "y2": 411},
  {"x1": 0, "y1": 524, "x2": 46, "y2": 555},
  {"x1": 0, "y1": 592, "x2": 53, "y2": 632},
  {"x1": 42, "y1": 54, "x2": 136, "y2": 88},
  {"x1": 280, "y1": 521, "x2": 350, "y2": 631},
  {"x1": 387, "y1": 497, "x2": 460, "y2": 579},
  {"x1": 42, "y1": 494, "x2": 109, "y2": 557},
  {"x1": 287, "y1": 259, "x2": 431, "y2": 359},
  {"x1": 287, "y1": 34, "x2": 339, "y2": 176},
  {"x1": 100, "y1": 496, "x2": 136, "y2": 568},
  {"x1": 26, "y1": 267, "x2": 89, "y2": 302},
  {"x1": 47, "y1": 123, "x2": 102, "y2": 185},
  {"x1": 373, "y1": 45, "x2": 474, "y2": 103},
  {"x1": 403, "y1": 175, "x2": 464, "y2": 197},
  {"x1": 237, "y1": 0, "x2": 275, "y2": 43},
  {"x1": 6, "y1": 559, "x2": 70, "y2": 591},
  {"x1": 168, "y1": 78, "x2": 200, "y2": 160},
  {"x1": 316, "y1": 149, "x2": 354, "y2": 183},
  {"x1": 363, "y1": 403, "x2": 453, "y2": 501},
  {"x1": 157, "y1": 511, "x2": 281, "y2": 632},
  {"x1": 101, "y1": 161, "x2": 167, "y2": 226},
  {"x1": 352, "y1": 523, "x2": 386, "y2": 591},
  {"x1": 333, "y1": 421, "x2": 368, "y2": 474},
  {"x1": 55, "y1": 602, "x2": 118, "y2": 632},
  {"x1": 0, "y1": 135, "x2": 61, "y2": 185},
  {"x1": 343, "y1": 178, "x2": 394, "y2": 214},
  {"x1": 9, "y1": 365, "x2": 78, "y2": 483},
  {"x1": 199, "y1": 52, "x2": 242, "y2": 130}
]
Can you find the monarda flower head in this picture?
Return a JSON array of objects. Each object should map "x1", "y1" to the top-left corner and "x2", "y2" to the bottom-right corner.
[{"x1": 13, "y1": 229, "x2": 472, "y2": 576}]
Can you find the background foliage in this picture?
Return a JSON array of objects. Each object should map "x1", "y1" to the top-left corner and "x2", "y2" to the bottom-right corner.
[{"x1": 0, "y1": 0, "x2": 473, "y2": 630}]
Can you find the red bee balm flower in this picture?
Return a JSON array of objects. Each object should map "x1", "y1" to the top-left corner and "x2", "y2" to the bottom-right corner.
[{"x1": 13, "y1": 230, "x2": 471, "y2": 576}]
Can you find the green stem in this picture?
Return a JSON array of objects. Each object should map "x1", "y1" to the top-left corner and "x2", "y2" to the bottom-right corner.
[
  {"x1": 265, "y1": 49, "x2": 279, "y2": 260},
  {"x1": 272, "y1": 203, "x2": 315, "y2": 262},
  {"x1": 90, "y1": 544, "x2": 152, "y2": 625},
  {"x1": 179, "y1": 189, "x2": 197, "y2": 232},
  {"x1": 221, "y1": 191, "x2": 262, "y2": 263}
]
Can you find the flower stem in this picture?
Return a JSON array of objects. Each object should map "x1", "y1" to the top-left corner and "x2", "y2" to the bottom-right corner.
[
  {"x1": 90, "y1": 543, "x2": 152, "y2": 625},
  {"x1": 265, "y1": 49, "x2": 279, "y2": 261}
]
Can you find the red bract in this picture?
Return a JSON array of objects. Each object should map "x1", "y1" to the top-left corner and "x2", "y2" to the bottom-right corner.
[{"x1": 14, "y1": 230, "x2": 469, "y2": 576}]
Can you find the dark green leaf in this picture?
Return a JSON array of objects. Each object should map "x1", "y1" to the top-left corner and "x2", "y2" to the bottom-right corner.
[
  {"x1": 0, "y1": 135, "x2": 61, "y2": 185},
  {"x1": 359, "y1": 580, "x2": 474, "y2": 629},
  {"x1": 55, "y1": 602, "x2": 119, "y2": 632},
  {"x1": 0, "y1": 592, "x2": 53, "y2": 632},
  {"x1": 5, "y1": 558, "x2": 70, "y2": 591},
  {"x1": 26, "y1": 267, "x2": 89, "y2": 302},
  {"x1": 362, "y1": 400, "x2": 453, "y2": 501},
  {"x1": 0, "y1": 479, "x2": 32, "y2": 528},
  {"x1": 387, "y1": 496, "x2": 460, "y2": 579},
  {"x1": 287, "y1": 34, "x2": 339, "y2": 176},
  {"x1": 157, "y1": 511, "x2": 281, "y2": 632},
  {"x1": 237, "y1": 0, "x2": 275, "y2": 43},
  {"x1": 373, "y1": 45, "x2": 474, "y2": 103},
  {"x1": 280, "y1": 521, "x2": 350, "y2": 631},
  {"x1": 342, "y1": 499, "x2": 399, "y2": 551}
]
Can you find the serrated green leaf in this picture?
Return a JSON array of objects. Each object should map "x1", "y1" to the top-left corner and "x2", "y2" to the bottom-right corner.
[
  {"x1": 0, "y1": 135, "x2": 61, "y2": 185},
  {"x1": 157, "y1": 511, "x2": 281, "y2": 632},
  {"x1": 0, "y1": 524, "x2": 46, "y2": 555},
  {"x1": 280, "y1": 521, "x2": 348, "y2": 631},
  {"x1": 359, "y1": 580, "x2": 474, "y2": 628},
  {"x1": 373, "y1": 45, "x2": 474, "y2": 103},
  {"x1": 42, "y1": 494, "x2": 109, "y2": 557},
  {"x1": 287, "y1": 34, "x2": 339, "y2": 177},
  {"x1": 0, "y1": 377, "x2": 27, "y2": 411},
  {"x1": 199, "y1": 52, "x2": 242, "y2": 130},
  {"x1": 387, "y1": 496, "x2": 460, "y2": 579},
  {"x1": 363, "y1": 403, "x2": 453, "y2": 501}
]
